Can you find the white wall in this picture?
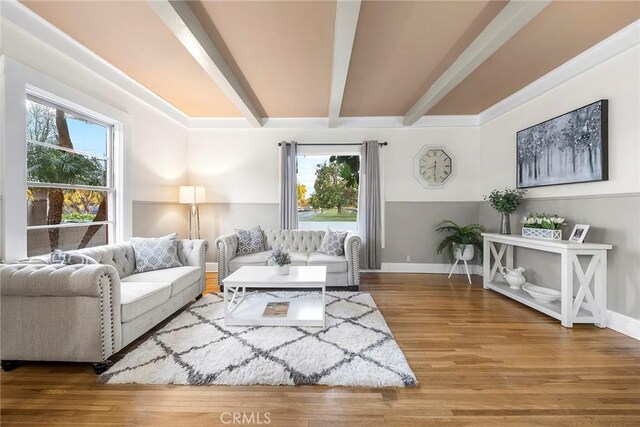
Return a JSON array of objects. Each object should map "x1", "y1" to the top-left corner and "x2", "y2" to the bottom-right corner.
[
  {"x1": 189, "y1": 127, "x2": 481, "y2": 203},
  {"x1": 0, "y1": 18, "x2": 189, "y2": 260},
  {"x1": 479, "y1": 45, "x2": 640, "y2": 197}
]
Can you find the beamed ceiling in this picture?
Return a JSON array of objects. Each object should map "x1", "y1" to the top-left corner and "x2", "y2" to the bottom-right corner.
[{"x1": 21, "y1": 0, "x2": 640, "y2": 125}]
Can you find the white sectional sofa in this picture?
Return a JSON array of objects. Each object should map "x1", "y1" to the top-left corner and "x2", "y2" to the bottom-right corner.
[
  {"x1": 0, "y1": 239, "x2": 207, "y2": 373},
  {"x1": 215, "y1": 229, "x2": 361, "y2": 290}
]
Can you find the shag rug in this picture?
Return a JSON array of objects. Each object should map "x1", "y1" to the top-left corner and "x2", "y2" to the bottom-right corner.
[{"x1": 99, "y1": 291, "x2": 417, "y2": 387}]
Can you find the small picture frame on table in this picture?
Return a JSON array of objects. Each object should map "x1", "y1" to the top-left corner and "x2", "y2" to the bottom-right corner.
[{"x1": 569, "y1": 224, "x2": 590, "y2": 243}]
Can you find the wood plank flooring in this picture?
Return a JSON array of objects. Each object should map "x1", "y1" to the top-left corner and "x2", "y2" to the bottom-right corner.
[{"x1": 2, "y1": 272, "x2": 639, "y2": 426}]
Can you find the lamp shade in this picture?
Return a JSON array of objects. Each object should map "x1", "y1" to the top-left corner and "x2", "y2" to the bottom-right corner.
[{"x1": 179, "y1": 186, "x2": 205, "y2": 204}]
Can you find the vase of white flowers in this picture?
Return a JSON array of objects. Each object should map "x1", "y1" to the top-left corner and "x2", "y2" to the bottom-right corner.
[
  {"x1": 521, "y1": 213, "x2": 566, "y2": 240},
  {"x1": 271, "y1": 247, "x2": 292, "y2": 275}
]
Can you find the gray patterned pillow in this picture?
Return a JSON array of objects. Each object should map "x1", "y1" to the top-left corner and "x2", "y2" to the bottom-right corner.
[
  {"x1": 131, "y1": 233, "x2": 183, "y2": 273},
  {"x1": 50, "y1": 249, "x2": 66, "y2": 264},
  {"x1": 318, "y1": 229, "x2": 348, "y2": 256},
  {"x1": 234, "y1": 226, "x2": 264, "y2": 255},
  {"x1": 63, "y1": 253, "x2": 98, "y2": 265}
]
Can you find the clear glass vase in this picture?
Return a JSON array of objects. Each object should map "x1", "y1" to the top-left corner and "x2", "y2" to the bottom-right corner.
[{"x1": 500, "y1": 213, "x2": 511, "y2": 235}]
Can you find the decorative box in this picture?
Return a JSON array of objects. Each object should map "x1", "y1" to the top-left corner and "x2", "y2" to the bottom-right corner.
[{"x1": 522, "y1": 227, "x2": 562, "y2": 240}]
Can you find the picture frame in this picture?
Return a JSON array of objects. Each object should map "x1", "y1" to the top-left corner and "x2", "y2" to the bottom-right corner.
[
  {"x1": 516, "y1": 100, "x2": 608, "y2": 189},
  {"x1": 568, "y1": 224, "x2": 590, "y2": 243}
]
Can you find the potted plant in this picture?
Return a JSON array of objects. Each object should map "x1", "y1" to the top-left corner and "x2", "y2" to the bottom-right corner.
[
  {"x1": 521, "y1": 213, "x2": 566, "y2": 240},
  {"x1": 271, "y1": 247, "x2": 292, "y2": 275},
  {"x1": 483, "y1": 188, "x2": 527, "y2": 234},
  {"x1": 435, "y1": 221, "x2": 486, "y2": 263}
]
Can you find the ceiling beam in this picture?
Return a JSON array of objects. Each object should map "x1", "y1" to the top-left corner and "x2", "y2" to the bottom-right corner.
[
  {"x1": 328, "y1": 0, "x2": 362, "y2": 128},
  {"x1": 403, "y1": 0, "x2": 551, "y2": 126},
  {"x1": 148, "y1": 0, "x2": 262, "y2": 127}
]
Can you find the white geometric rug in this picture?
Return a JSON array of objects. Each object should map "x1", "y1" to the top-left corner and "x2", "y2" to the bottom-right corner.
[{"x1": 99, "y1": 292, "x2": 417, "y2": 388}]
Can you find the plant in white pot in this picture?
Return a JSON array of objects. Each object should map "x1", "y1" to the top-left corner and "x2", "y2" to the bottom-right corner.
[
  {"x1": 271, "y1": 247, "x2": 292, "y2": 275},
  {"x1": 435, "y1": 221, "x2": 485, "y2": 284}
]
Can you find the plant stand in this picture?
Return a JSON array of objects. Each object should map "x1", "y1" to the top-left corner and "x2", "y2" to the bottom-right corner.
[{"x1": 448, "y1": 258, "x2": 472, "y2": 284}]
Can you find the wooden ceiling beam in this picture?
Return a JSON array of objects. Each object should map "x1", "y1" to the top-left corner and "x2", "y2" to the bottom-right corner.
[
  {"x1": 403, "y1": 0, "x2": 551, "y2": 126},
  {"x1": 148, "y1": 0, "x2": 262, "y2": 127},
  {"x1": 328, "y1": 0, "x2": 362, "y2": 128}
]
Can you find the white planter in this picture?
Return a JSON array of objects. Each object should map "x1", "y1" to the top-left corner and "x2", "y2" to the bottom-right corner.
[
  {"x1": 522, "y1": 227, "x2": 562, "y2": 240},
  {"x1": 275, "y1": 264, "x2": 290, "y2": 275},
  {"x1": 453, "y1": 244, "x2": 474, "y2": 261}
]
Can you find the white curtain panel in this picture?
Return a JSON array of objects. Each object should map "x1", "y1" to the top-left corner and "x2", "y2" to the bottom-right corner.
[
  {"x1": 279, "y1": 141, "x2": 299, "y2": 230},
  {"x1": 358, "y1": 140, "x2": 382, "y2": 270}
]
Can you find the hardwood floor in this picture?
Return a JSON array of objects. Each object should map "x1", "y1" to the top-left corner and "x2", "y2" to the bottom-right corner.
[{"x1": 2, "y1": 272, "x2": 639, "y2": 426}]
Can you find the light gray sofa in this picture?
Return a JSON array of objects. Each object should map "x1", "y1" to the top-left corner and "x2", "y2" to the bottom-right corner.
[
  {"x1": 215, "y1": 229, "x2": 361, "y2": 290},
  {"x1": 0, "y1": 239, "x2": 207, "y2": 373}
]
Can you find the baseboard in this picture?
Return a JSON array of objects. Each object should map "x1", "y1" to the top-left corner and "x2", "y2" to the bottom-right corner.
[
  {"x1": 607, "y1": 310, "x2": 640, "y2": 341},
  {"x1": 379, "y1": 262, "x2": 482, "y2": 276}
]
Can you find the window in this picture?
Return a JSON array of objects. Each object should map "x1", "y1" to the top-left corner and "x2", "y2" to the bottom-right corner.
[
  {"x1": 26, "y1": 96, "x2": 115, "y2": 256},
  {"x1": 296, "y1": 150, "x2": 360, "y2": 232}
]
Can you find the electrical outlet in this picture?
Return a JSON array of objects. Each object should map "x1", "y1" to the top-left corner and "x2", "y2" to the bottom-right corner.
[{"x1": 406, "y1": 255, "x2": 411, "y2": 262}]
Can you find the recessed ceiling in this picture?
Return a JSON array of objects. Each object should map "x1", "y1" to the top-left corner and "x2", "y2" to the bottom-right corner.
[{"x1": 18, "y1": 0, "x2": 640, "y2": 122}]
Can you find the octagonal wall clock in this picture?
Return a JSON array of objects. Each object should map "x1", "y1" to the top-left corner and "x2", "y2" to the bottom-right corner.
[{"x1": 413, "y1": 145, "x2": 456, "y2": 189}]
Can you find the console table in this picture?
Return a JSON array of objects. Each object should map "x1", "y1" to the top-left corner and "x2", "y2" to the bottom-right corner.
[{"x1": 482, "y1": 233, "x2": 612, "y2": 328}]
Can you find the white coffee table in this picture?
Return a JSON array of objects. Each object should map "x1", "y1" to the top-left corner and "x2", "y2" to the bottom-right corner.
[{"x1": 222, "y1": 266, "x2": 327, "y2": 327}]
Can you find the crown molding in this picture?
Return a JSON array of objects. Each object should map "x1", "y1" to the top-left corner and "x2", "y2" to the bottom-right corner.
[
  {"x1": 2, "y1": 0, "x2": 190, "y2": 128},
  {"x1": 479, "y1": 19, "x2": 640, "y2": 125}
]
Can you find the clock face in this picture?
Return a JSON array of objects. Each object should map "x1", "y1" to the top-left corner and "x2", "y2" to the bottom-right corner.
[
  {"x1": 419, "y1": 149, "x2": 452, "y2": 184},
  {"x1": 414, "y1": 146, "x2": 455, "y2": 188}
]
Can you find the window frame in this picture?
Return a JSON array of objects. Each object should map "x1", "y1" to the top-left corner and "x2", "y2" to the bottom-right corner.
[
  {"x1": 25, "y1": 93, "x2": 117, "y2": 251},
  {"x1": 296, "y1": 144, "x2": 362, "y2": 233}
]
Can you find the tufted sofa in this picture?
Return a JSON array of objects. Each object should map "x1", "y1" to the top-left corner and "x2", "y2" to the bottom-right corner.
[
  {"x1": 0, "y1": 239, "x2": 207, "y2": 373},
  {"x1": 215, "y1": 229, "x2": 360, "y2": 290}
]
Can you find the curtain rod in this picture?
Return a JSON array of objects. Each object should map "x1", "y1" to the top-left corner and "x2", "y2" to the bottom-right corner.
[{"x1": 277, "y1": 142, "x2": 388, "y2": 147}]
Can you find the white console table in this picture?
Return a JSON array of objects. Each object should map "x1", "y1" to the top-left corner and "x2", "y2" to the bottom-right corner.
[{"x1": 482, "y1": 233, "x2": 612, "y2": 328}]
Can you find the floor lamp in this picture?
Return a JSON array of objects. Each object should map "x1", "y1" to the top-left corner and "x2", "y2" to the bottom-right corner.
[{"x1": 179, "y1": 186, "x2": 205, "y2": 239}]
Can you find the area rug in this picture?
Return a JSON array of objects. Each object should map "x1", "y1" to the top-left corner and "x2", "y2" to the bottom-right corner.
[{"x1": 99, "y1": 291, "x2": 417, "y2": 387}]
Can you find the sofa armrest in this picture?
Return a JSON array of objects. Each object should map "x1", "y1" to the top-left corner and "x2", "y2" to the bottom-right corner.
[
  {"x1": 178, "y1": 239, "x2": 208, "y2": 293},
  {"x1": 215, "y1": 233, "x2": 238, "y2": 287},
  {"x1": 0, "y1": 264, "x2": 122, "y2": 362},
  {"x1": 344, "y1": 233, "x2": 362, "y2": 287}
]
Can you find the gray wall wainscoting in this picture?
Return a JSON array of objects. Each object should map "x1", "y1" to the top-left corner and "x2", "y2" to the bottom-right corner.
[{"x1": 133, "y1": 195, "x2": 639, "y2": 321}]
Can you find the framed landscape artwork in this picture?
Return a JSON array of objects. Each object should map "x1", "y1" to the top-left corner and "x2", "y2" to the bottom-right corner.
[{"x1": 516, "y1": 100, "x2": 608, "y2": 189}]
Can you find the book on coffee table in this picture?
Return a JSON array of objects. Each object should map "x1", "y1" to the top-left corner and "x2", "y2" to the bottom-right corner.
[{"x1": 263, "y1": 301, "x2": 289, "y2": 317}]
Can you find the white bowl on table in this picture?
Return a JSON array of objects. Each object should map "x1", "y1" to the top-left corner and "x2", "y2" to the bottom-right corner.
[{"x1": 522, "y1": 283, "x2": 561, "y2": 303}]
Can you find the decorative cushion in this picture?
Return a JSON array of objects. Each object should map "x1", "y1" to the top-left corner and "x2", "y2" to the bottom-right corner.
[
  {"x1": 131, "y1": 234, "x2": 183, "y2": 273},
  {"x1": 234, "y1": 226, "x2": 264, "y2": 255},
  {"x1": 63, "y1": 253, "x2": 98, "y2": 265},
  {"x1": 318, "y1": 229, "x2": 347, "y2": 256},
  {"x1": 50, "y1": 249, "x2": 66, "y2": 264}
]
